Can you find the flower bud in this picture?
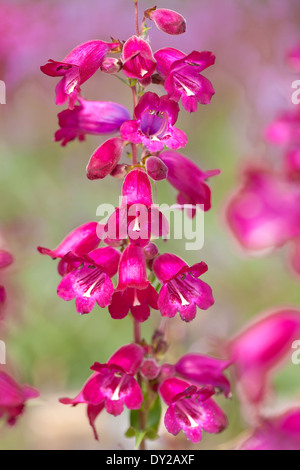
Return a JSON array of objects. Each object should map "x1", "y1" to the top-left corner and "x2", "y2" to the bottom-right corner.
[
  {"x1": 100, "y1": 57, "x2": 122, "y2": 74},
  {"x1": 146, "y1": 156, "x2": 168, "y2": 181},
  {"x1": 145, "y1": 7, "x2": 186, "y2": 35}
]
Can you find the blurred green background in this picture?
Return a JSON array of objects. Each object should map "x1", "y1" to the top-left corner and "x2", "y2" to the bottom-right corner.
[{"x1": 1, "y1": 0, "x2": 300, "y2": 450}]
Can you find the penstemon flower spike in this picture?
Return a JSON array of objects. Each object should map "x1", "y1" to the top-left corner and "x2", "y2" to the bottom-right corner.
[{"x1": 39, "y1": 0, "x2": 225, "y2": 449}]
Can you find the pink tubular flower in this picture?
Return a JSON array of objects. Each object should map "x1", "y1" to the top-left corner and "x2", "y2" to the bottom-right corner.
[
  {"x1": 108, "y1": 244, "x2": 158, "y2": 322},
  {"x1": 160, "y1": 150, "x2": 220, "y2": 214},
  {"x1": 175, "y1": 354, "x2": 231, "y2": 397},
  {"x1": 227, "y1": 309, "x2": 300, "y2": 407},
  {"x1": 0, "y1": 372, "x2": 39, "y2": 426},
  {"x1": 86, "y1": 137, "x2": 124, "y2": 180},
  {"x1": 145, "y1": 7, "x2": 186, "y2": 35},
  {"x1": 38, "y1": 221, "x2": 102, "y2": 276},
  {"x1": 227, "y1": 166, "x2": 300, "y2": 252},
  {"x1": 154, "y1": 48, "x2": 215, "y2": 112},
  {"x1": 238, "y1": 409, "x2": 300, "y2": 450},
  {"x1": 121, "y1": 36, "x2": 156, "y2": 82},
  {"x1": 41, "y1": 40, "x2": 119, "y2": 109},
  {"x1": 153, "y1": 254, "x2": 214, "y2": 322},
  {"x1": 159, "y1": 377, "x2": 227, "y2": 443},
  {"x1": 120, "y1": 92, "x2": 187, "y2": 152},
  {"x1": 104, "y1": 168, "x2": 168, "y2": 247},
  {"x1": 57, "y1": 246, "x2": 120, "y2": 314},
  {"x1": 60, "y1": 343, "x2": 144, "y2": 440},
  {"x1": 55, "y1": 98, "x2": 130, "y2": 146}
]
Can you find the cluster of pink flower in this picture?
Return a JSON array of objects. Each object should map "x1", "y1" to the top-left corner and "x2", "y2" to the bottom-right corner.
[
  {"x1": 0, "y1": 249, "x2": 39, "y2": 426},
  {"x1": 39, "y1": 4, "x2": 229, "y2": 446},
  {"x1": 225, "y1": 43, "x2": 300, "y2": 450},
  {"x1": 227, "y1": 45, "x2": 300, "y2": 274}
]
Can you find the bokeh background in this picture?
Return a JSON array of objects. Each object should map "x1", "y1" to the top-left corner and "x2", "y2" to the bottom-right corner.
[{"x1": 1, "y1": 0, "x2": 300, "y2": 450}]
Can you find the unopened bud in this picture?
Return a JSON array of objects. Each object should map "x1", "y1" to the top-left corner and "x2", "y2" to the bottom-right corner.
[
  {"x1": 100, "y1": 57, "x2": 122, "y2": 74},
  {"x1": 146, "y1": 156, "x2": 168, "y2": 181},
  {"x1": 145, "y1": 7, "x2": 186, "y2": 35}
]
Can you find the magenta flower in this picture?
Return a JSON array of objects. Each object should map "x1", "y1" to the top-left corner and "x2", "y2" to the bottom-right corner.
[
  {"x1": 0, "y1": 372, "x2": 39, "y2": 426},
  {"x1": 55, "y1": 98, "x2": 130, "y2": 146},
  {"x1": 38, "y1": 221, "x2": 102, "y2": 276},
  {"x1": 155, "y1": 48, "x2": 215, "y2": 112},
  {"x1": 57, "y1": 247, "x2": 120, "y2": 314},
  {"x1": 41, "y1": 40, "x2": 119, "y2": 109},
  {"x1": 265, "y1": 109, "x2": 300, "y2": 147},
  {"x1": 227, "y1": 166, "x2": 300, "y2": 252},
  {"x1": 104, "y1": 168, "x2": 168, "y2": 247},
  {"x1": 108, "y1": 244, "x2": 158, "y2": 323},
  {"x1": 153, "y1": 254, "x2": 214, "y2": 322},
  {"x1": 60, "y1": 343, "x2": 144, "y2": 440},
  {"x1": 238, "y1": 409, "x2": 300, "y2": 450},
  {"x1": 145, "y1": 7, "x2": 186, "y2": 35},
  {"x1": 159, "y1": 377, "x2": 227, "y2": 443},
  {"x1": 86, "y1": 137, "x2": 124, "y2": 180},
  {"x1": 175, "y1": 354, "x2": 232, "y2": 397},
  {"x1": 227, "y1": 309, "x2": 300, "y2": 407},
  {"x1": 120, "y1": 92, "x2": 187, "y2": 152},
  {"x1": 115, "y1": 241, "x2": 149, "y2": 292},
  {"x1": 109, "y1": 286, "x2": 158, "y2": 323},
  {"x1": 121, "y1": 36, "x2": 156, "y2": 82},
  {"x1": 160, "y1": 151, "x2": 220, "y2": 214}
]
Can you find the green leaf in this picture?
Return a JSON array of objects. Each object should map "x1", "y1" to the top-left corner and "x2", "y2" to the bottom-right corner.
[{"x1": 146, "y1": 394, "x2": 162, "y2": 433}]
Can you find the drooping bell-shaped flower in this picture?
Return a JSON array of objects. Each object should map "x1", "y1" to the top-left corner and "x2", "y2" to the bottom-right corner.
[
  {"x1": 121, "y1": 36, "x2": 156, "y2": 82},
  {"x1": 0, "y1": 371, "x2": 39, "y2": 426},
  {"x1": 155, "y1": 48, "x2": 215, "y2": 112},
  {"x1": 86, "y1": 137, "x2": 124, "y2": 180},
  {"x1": 226, "y1": 166, "x2": 300, "y2": 252},
  {"x1": 160, "y1": 150, "x2": 220, "y2": 215},
  {"x1": 38, "y1": 221, "x2": 103, "y2": 276},
  {"x1": 41, "y1": 40, "x2": 119, "y2": 109},
  {"x1": 116, "y1": 244, "x2": 149, "y2": 291},
  {"x1": 104, "y1": 168, "x2": 168, "y2": 247},
  {"x1": 60, "y1": 343, "x2": 144, "y2": 440},
  {"x1": 175, "y1": 354, "x2": 232, "y2": 397},
  {"x1": 57, "y1": 246, "x2": 120, "y2": 314},
  {"x1": 145, "y1": 7, "x2": 186, "y2": 35},
  {"x1": 238, "y1": 409, "x2": 300, "y2": 450},
  {"x1": 108, "y1": 244, "x2": 157, "y2": 322},
  {"x1": 227, "y1": 309, "x2": 300, "y2": 407},
  {"x1": 55, "y1": 98, "x2": 130, "y2": 146},
  {"x1": 120, "y1": 92, "x2": 187, "y2": 152},
  {"x1": 153, "y1": 253, "x2": 214, "y2": 322},
  {"x1": 109, "y1": 285, "x2": 158, "y2": 323},
  {"x1": 159, "y1": 377, "x2": 227, "y2": 443}
]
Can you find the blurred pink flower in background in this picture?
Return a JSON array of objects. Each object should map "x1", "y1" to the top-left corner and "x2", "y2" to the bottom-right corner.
[
  {"x1": 227, "y1": 309, "x2": 300, "y2": 409},
  {"x1": 0, "y1": 371, "x2": 39, "y2": 426},
  {"x1": 238, "y1": 408, "x2": 300, "y2": 450}
]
